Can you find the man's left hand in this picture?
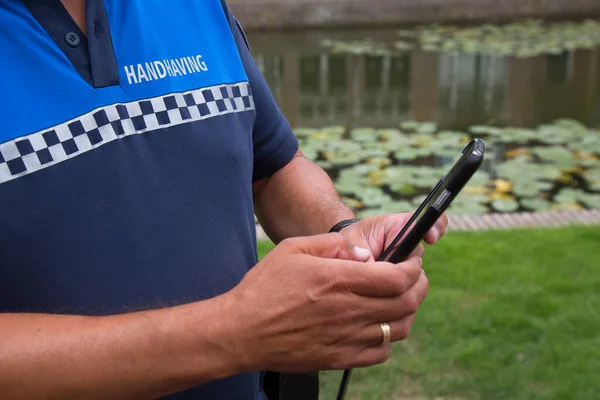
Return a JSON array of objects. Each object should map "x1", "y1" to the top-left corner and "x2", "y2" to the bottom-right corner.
[{"x1": 338, "y1": 213, "x2": 449, "y2": 262}]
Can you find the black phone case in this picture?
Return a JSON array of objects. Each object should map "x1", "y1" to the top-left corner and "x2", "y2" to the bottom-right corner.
[
  {"x1": 336, "y1": 138, "x2": 485, "y2": 400},
  {"x1": 384, "y1": 138, "x2": 485, "y2": 264}
]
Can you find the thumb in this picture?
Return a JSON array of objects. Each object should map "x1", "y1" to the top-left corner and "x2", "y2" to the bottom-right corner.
[{"x1": 290, "y1": 232, "x2": 372, "y2": 261}]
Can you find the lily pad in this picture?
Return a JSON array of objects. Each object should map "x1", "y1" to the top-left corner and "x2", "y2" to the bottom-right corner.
[
  {"x1": 521, "y1": 198, "x2": 552, "y2": 211},
  {"x1": 551, "y1": 202, "x2": 584, "y2": 211},
  {"x1": 446, "y1": 195, "x2": 489, "y2": 215},
  {"x1": 416, "y1": 122, "x2": 438, "y2": 134},
  {"x1": 512, "y1": 181, "x2": 554, "y2": 197},
  {"x1": 358, "y1": 208, "x2": 384, "y2": 218},
  {"x1": 467, "y1": 171, "x2": 492, "y2": 186},
  {"x1": 391, "y1": 183, "x2": 417, "y2": 196},
  {"x1": 554, "y1": 188, "x2": 582, "y2": 203},
  {"x1": 322, "y1": 19, "x2": 600, "y2": 58},
  {"x1": 492, "y1": 199, "x2": 520, "y2": 212},
  {"x1": 356, "y1": 187, "x2": 392, "y2": 207},
  {"x1": 393, "y1": 147, "x2": 431, "y2": 161},
  {"x1": 379, "y1": 200, "x2": 414, "y2": 214},
  {"x1": 469, "y1": 125, "x2": 504, "y2": 136},
  {"x1": 350, "y1": 128, "x2": 377, "y2": 142},
  {"x1": 579, "y1": 193, "x2": 600, "y2": 208}
]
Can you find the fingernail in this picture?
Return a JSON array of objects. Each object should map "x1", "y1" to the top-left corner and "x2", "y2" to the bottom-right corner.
[
  {"x1": 431, "y1": 228, "x2": 440, "y2": 242},
  {"x1": 415, "y1": 256, "x2": 422, "y2": 266},
  {"x1": 353, "y1": 246, "x2": 371, "y2": 260}
]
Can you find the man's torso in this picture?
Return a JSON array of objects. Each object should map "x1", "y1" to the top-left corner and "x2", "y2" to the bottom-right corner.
[{"x1": 0, "y1": 1, "x2": 263, "y2": 398}]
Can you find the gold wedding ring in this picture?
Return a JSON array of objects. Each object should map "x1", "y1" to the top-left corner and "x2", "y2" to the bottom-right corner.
[{"x1": 380, "y1": 322, "x2": 391, "y2": 345}]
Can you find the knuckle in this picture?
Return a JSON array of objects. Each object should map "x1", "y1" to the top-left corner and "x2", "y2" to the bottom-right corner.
[
  {"x1": 279, "y1": 237, "x2": 298, "y2": 250},
  {"x1": 329, "y1": 353, "x2": 351, "y2": 370},
  {"x1": 325, "y1": 265, "x2": 344, "y2": 287},
  {"x1": 422, "y1": 275, "x2": 430, "y2": 295},
  {"x1": 391, "y1": 272, "x2": 408, "y2": 295},
  {"x1": 329, "y1": 231, "x2": 345, "y2": 245},
  {"x1": 396, "y1": 324, "x2": 411, "y2": 341},
  {"x1": 403, "y1": 294, "x2": 420, "y2": 315},
  {"x1": 375, "y1": 347, "x2": 392, "y2": 364}
]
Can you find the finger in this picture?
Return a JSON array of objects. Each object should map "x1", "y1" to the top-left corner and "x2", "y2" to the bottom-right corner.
[
  {"x1": 381, "y1": 213, "x2": 414, "y2": 250},
  {"x1": 348, "y1": 343, "x2": 392, "y2": 369},
  {"x1": 423, "y1": 213, "x2": 449, "y2": 244},
  {"x1": 334, "y1": 255, "x2": 423, "y2": 298},
  {"x1": 408, "y1": 243, "x2": 425, "y2": 259},
  {"x1": 359, "y1": 315, "x2": 416, "y2": 347},
  {"x1": 284, "y1": 232, "x2": 357, "y2": 260},
  {"x1": 342, "y1": 229, "x2": 376, "y2": 262},
  {"x1": 369, "y1": 314, "x2": 416, "y2": 347},
  {"x1": 352, "y1": 271, "x2": 428, "y2": 336}
]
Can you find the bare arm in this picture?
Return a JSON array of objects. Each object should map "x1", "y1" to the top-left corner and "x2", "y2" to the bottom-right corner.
[
  {"x1": 0, "y1": 297, "x2": 245, "y2": 400},
  {"x1": 253, "y1": 150, "x2": 355, "y2": 242}
]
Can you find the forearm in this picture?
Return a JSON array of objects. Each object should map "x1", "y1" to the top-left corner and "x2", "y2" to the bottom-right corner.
[
  {"x1": 0, "y1": 297, "x2": 245, "y2": 400},
  {"x1": 254, "y1": 151, "x2": 355, "y2": 242}
]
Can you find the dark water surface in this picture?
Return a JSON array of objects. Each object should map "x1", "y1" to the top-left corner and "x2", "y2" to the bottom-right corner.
[{"x1": 247, "y1": 22, "x2": 600, "y2": 215}]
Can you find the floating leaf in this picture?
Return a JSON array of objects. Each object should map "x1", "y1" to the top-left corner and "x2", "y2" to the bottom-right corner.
[
  {"x1": 491, "y1": 179, "x2": 513, "y2": 193},
  {"x1": 532, "y1": 146, "x2": 577, "y2": 168},
  {"x1": 505, "y1": 148, "x2": 530, "y2": 158},
  {"x1": 574, "y1": 151, "x2": 600, "y2": 167},
  {"x1": 555, "y1": 188, "x2": 582, "y2": 203},
  {"x1": 367, "y1": 157, "x2": 392, "y2": 168},
  {"x1": 468, "y1": 171, "x2": 492, "y2": 186},
  {"x1": 492, "y1": 199, "x2": 520, "y2": 212},
  {"x1": 416, "y1": 122, "x2": 438, "y2": 134},
  {"x1": 367, "y1": 169, "x2": 387, "y2": 186},
  {"x1": 464, "y1": 185, "x2": 490, "y2": 195},
  {"x1": 512, "y1": 181, "x2": 553, "y2": 197},
  {"x1": 341, "y1": 197, "x2": 365, "y2": 209},
  {"x1": 579, "y1": 193, "x2": 600, "y2": 208},
  {"x1": 521, "y1": 198, "x2": 552, "y2": 211},
  {"x1": 350, "y1": 128, "x2": 377, "y2": 142},
  {"x1": 446, "y1": 194, "x2": 489, "y2": 215},
  {"x1": 322, "y1": 19, "x2": 600, "y2": 58},
  {"x1": 488, "y1": 192, "x2": 516, "y2": 201},
  {"x1": 379, "y1": 200, "x2": 414, "y2": 214},
  {"x1": 400, "y1": 121, "x2": 422, "y2": 131},
  {"x1": 469, "y1": 125, "x2": 504, "y2": 135},
  {"x1": 358, "y1": 208, "x2": 384, "y2": 218},
  {"x1": 551, "y1": 202, "x2": 584, "y2": 211},
  {"x1": 392, "y1": 183, "x2": 418, "y2": 196},
  {"x1": 356, "y1": 187, "x2": 392, "y2": 207}
]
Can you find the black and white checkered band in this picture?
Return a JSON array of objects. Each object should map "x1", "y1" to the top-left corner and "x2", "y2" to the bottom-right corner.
[{"x1": 0, "y1": 81, "x2": 254, "y2": 185}]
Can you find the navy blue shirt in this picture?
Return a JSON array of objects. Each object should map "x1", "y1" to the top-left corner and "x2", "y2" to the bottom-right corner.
[{"x1": 0, "y1": 1, "x2": 298, "y2": 398}]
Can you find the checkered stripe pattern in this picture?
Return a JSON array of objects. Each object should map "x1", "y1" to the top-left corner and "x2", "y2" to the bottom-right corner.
[{"x1": 0, "y1": 82, "x2": 254, "y2": 185}]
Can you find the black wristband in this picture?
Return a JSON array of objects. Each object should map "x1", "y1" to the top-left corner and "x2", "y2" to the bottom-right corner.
[{"x1": 328, "y1": 218, "x2": 361, "y2": 233}]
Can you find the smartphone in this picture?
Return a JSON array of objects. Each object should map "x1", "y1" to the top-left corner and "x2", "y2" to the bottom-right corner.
[
  {"x1": 378, "y1": 137, "x2": 485, "y2": 264},
  {"x1": 335, "y1": 138, "x2": 485, "y2": 400}
]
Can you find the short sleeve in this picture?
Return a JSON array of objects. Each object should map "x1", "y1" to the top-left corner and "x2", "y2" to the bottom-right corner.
[{"x1": 221, "y1": 1, "x2": 299, "y2": 181}]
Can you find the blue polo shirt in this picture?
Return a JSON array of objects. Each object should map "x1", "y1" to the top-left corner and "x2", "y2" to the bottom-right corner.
[{"x1": 0, "y1": 0, "x2": 298, "y2": 398}]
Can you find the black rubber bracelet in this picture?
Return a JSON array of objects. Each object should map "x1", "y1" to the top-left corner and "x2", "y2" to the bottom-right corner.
[{"x1": 328, "y1": 218, "x2": 361, "y2": 233}]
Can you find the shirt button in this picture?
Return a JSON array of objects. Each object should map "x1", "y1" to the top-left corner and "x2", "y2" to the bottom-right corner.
[{"x1": 65, "y1": 32, "x2": 81, "y2": 48}]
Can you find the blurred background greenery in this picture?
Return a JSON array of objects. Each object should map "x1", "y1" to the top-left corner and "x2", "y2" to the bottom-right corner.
[{"x1": 240, "y1": 1, "x2": 600, "y2": 399}]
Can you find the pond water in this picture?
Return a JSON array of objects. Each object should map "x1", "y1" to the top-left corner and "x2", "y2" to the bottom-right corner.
[{"x1": 247, "y1": 19, "x2": 600, "y2": 215}]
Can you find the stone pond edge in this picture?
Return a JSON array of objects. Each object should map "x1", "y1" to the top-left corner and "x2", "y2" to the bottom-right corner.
[{"x1": 229, "y1": 0, "x2": 600, "y2": 31}]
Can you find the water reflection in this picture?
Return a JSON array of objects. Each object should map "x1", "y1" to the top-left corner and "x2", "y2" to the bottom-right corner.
[
  {"x1": 249, "y1": 30, "x2": 600, "y2": 131},
  {"x1": 248, "y1": 29, "x2": 600, "y2": 216}
]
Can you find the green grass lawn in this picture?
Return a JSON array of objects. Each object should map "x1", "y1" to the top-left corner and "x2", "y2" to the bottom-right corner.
[{"x1": 257, "y1": 226, "x2": 600, "y2": 400}]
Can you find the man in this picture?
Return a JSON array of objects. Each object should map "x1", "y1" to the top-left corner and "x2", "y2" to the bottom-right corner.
[{"x1": 0, "y1": 0, "x2": 448, "y2": 399}]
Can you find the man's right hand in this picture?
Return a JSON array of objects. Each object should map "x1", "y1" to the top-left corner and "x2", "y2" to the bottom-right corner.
[
  {"x1": 0, "y1": 233, "x2": 427, "y2": 400},
  {"x1": 220, "y1": 232, "x2": 428, "y2": 373}
]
